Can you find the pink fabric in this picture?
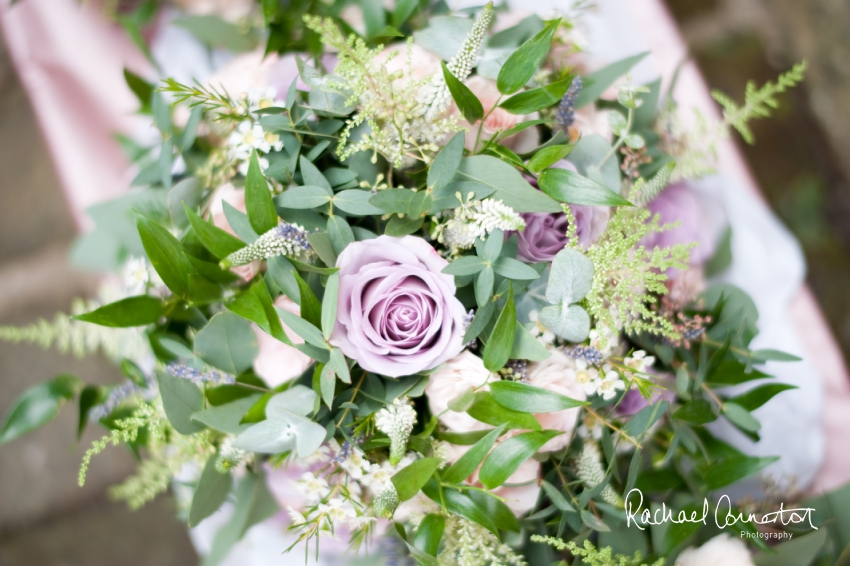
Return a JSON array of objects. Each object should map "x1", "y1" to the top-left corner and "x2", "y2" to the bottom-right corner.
[{"x1": 0, "y1": 0, "x2": 153, "y2": 230}]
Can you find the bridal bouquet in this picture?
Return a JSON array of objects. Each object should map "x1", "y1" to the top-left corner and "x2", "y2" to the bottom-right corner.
[{"x1": 3, "y1": 1, "x2": 836, "y2": 565}]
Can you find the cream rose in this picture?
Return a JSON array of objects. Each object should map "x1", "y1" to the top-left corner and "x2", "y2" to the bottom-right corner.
[
  {"x1": 426, "y1": 351, "x2": 492, "y2": 433},
  {"x1": 526, "y1": 350, "x2": 587, "y2": 452},
  {"x1": 253, "y1": 295, "x2": 314, "y2": 388},
  {"x1": 676, "y1": 534, "x2": 755, "y2": 566}
]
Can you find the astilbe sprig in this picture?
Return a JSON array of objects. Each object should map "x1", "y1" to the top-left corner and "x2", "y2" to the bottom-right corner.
[
  {"x1": 303, "y1": 17, "x2": 460, "y2": 167},
  {"x1": 438, "y1": 516, "x2": 526, "y2": 566},
  {"x1": 530, "y1": 536, "x2": 663, "y2": 566},
  {"x1": 712, "y1": 60, "x2": 807, "y2": 144},
  {"x1": 577, "y1": 208, "x2": 691, "y2": 339}
]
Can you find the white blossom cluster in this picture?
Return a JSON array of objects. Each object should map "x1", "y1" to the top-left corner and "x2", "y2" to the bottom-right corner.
[
  {"x1": 436, "y1": 197, "x2": 525, "y2": 253},
  {"x1": 219, "y1": 221, "x2": 311, "y2": 268},
  {"x1": 419, "y1": 2, "x2": 494, "y2": 121},
  {"x1": 227, "y1": 120, "x2": 283, "y2": 175},
  {"x1": 375, "y1": 397, "x2": 417, "y2": 465},
  {"x1": 574, "y1": 441, "x2": 622, "y2": 507}
]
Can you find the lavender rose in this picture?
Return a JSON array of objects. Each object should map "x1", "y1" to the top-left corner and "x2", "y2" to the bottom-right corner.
[
  {"x1": 511, "y1": 160, "x2": 610, "y2": 262},
  {"x1": 329, "y1": 236, "x2": 467, "y2": 378},
  {"x1": 642, "y1": 182, "x2": 716, "y2": 266}
]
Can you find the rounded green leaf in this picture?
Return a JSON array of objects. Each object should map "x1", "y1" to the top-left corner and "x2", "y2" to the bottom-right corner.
[
  {"x1": 546, "y1": 248, "x2": 594, "y2": 304},
  {"x1": 194, "y1": 311, "x2": 259, "y2": 375},
  {"x1": 189, "y1": 455, "x2": 234, "y2": 527},
  {"x1": 276, "y1": 185, "x2": 332, "y2": 209}
]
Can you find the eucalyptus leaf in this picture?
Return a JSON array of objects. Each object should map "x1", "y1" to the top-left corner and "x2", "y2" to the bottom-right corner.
[
  {"x1": 428, "y1": 132, "x2": 465, "y2": 191},
  {"x1": 188, "y1": 456, "x2": 234, "y2": 527},
  {"x1": 539, "y1": 303, "x2": 590, "y2": 342},
  {"x1": 276, "y1": 185, "x2": 332, "y2": 209},
  {"x1": 574, "y1": 52, "x2": 649, "y2": 108},
  {"x1": 194, "y1": 311, "x2": 259, "y2": 375},
  {"x1": 157, "y1": 370, "x2": 206, "y2": 435},
  {"x1": 332, "y1": 190, "x2": 383, "y2": 215},
  {"x1": 546, "y1": 248, "x2": 594, "y2": 304}
]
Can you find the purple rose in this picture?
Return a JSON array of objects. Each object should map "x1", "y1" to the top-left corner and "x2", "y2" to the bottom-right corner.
[
  {"x1": 512, "y1": 160, "x2": 610, "y2": 262},
  {"x1": 329, "y1": 236, "x2": 467, "y2": 378},
  {"x1": 642, "y1": 182, "x2": 716, "y2": 266}
]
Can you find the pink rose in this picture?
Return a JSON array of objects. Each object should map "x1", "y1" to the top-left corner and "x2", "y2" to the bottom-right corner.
[
  {"x1": 208, "y1": 183, "x2": 261, "y2": 280},
  {"x1": 426, "y1": 352, "x2": 492, "y2": 433},
  {"x1": 253, "y1": 295, "x2": 314, "y2": 388},
  {"x1": 330, "y1": 236, "x2": 467, "y2": 378},
  {"x1": 526, "y1": 350, "x2": 586, "y2": 452},
  {"x1": 456, "y1": 75, "x2": 540, "y2": 153}
]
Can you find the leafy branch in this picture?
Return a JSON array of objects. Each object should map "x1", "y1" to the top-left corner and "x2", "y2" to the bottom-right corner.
[{"x1": 712, "y1": 60, "x2": 807, "y2": 144}]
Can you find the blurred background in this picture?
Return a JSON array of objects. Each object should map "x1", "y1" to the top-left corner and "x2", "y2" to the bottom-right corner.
[{"x1": 1, "y1": 0, "x2": 849, "y2": 564}]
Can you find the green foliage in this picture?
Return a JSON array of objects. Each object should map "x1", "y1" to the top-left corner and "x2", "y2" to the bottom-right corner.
[
  {"x1": 531, "y1": 536, "x2": 663, "y2": 566},
  {"x1": 0, "y1": 375, "x2": 83, "y2": 444},
  {"x1": 580, "y1": 207, "x2": 691, "y2": 339},
  {"x1": 712, "y1": 61, "x2": 807, "y2": 144}
]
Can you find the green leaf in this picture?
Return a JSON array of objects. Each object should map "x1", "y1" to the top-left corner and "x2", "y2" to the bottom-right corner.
[
  {"x1": 320, "y1": 363, "x2": 335, "y2": 409},
  {"x1": 422, "y1": 481, "x2": 499, "y2": 537},
  {"x1": 567, "y1": 134, "x2": 622, "y2": 193},
  {"x1": 244, "y1": 151, "x2": 279, "y2": 234},
  {"x1": 442, "y1": 424, "x2": 507, "y2": 485},
  {"x1": 234, "y1": 386, "x2": 326, "y2": 457},
  {"x1": 441, "y1": 61, "x2": 483, "y2": 123},
  {"x1": 157, "y1": 370, "x2": 206, "y2": 435},
  {"x1": 510, "y1": 323, "x2": 551, "y2": 361},
  {"x1": 455, "y1": 156, "x2": 561, "y2": 213},
  {"x1": 123, "y1": 68, "x2": 153, "y2": 112},
  {"x1": 73, "y1": 295, "x2": 164, "y2": 327},
  {"x1": 321, "y1": 272, "x2": 339, "y2": 340},
  {"x1": 672, "y1": 399, "x2": 718, "y2": 425},
  {"x1": 189, "y1": 455, "x2": 234, "y2": 527},
  {"x1": 623, "y1": 401, "x2": 669, "y2": 439},
  {"x1": 184, "y1": 204, "x2": 245, "y2": 259},
  {"x1": 327, "y1": 215, "x2": 355, "y2": 255},
  {"x1": 496, "y1": 19, "x2": 560, "y2": 95},
  {"x1": 753, "y1": 529, "x2": 827, "y2": 566},
  {"x1": 392, "y1": 457, "x2": 442, "y2": 501},
  {"x1": 332, "y1": 190, "x2": 383, "y2": 215},
  {"x1": 428, "y1": 132, "x2": 465, "y2": 191},
  {"x1": 136, "y1": 214, "x2": 195, "y2": 297},
  {"x1": 729, "y1": 383, "x2": 797, "y2": 412},
  {"x1": 202, "y1": 471, "x2": 279, "y2": 566},
  {"x1": 329, "y1": 347, "x2": 350, "y2": 384},
  {"x1": 0, "y1": 375, "x2": 83, "y2": 444},
  {"x1": 474, "y1": 265, "x2": 494, "y2": 306},
  {"x1": 500, "y1": 76, "x2": 573, "y2": 115},
  {"x1": 194, "y1": 311, "x2": 259, "y2": 375},
  {"x1": 661, "y1": 502, "x2": 702, "y2": 553},
  {"x1": 483, "y1": 284, "x2": 516, "y2": 372},
  {"x1": 478, "y1": 430, "x2": 560, "y2": 488},
  {"x1": 538, "y1": 167, "x2": 632, "y2": 206},
  {"x1": 541, "y1": 480, "x2": 574, "y2": 512},
  {"x1": 279, "y1": 309, "x2": 327, "y2": 349},
  {"x1": 222, "y1": 201, "x2": 258, "y2": 242},
  {"x1": 443, "y1": 256, "x2": 486, "y2": 276},
  {"x1": 414, "y1": 514, "x2": 446, "y2": 557},
  {"x1": 173, "y1": 15, "x2": 257, "y2": 52},
  {"x1": 489, "y1": 380, "x2": 588, "y2": 413},
  {"x1": 723, "y1": 402, "x2": 761, "y2": 432},
  {"x1": 292, "y1": 270, "x2": 322, "y2": 326},
  {"x1": 574, "y1": 52, "x2": 649, "y2": 108},
  {"x1": 369, "y1": 188, "x2": 417, "y2": 213},
  {"x1": 299, "y1": 155, "x2": 332, "y2": 191},
  {"x1": 192, "y1": 395, "x2": 261, "y2": 434},
  {"x1": 463, "y1": 300, "x2": 495, "y2": 343},
  {"x1": 539, "y1": 303, "x2": 590, "y2": 343},
  {"x1": 527, "y1": 144, "x2": 573, "y2": 174},
  {"x1": 276, "y1": 185, "x2": 332, "y2": 209},
  {"x1": 702, "y1": 455, "x2": 779, "y2": 490},
  {"x1": 385, "y1": 214, "x2": 424, "y2": 237},
  {"x1": 749, "y1": 349, "x2": 802, "y2": 363},
  {"x1": 392, "y1": 0, "x2": 419, "y2": 28},
  {"x1": 77, "y1": 385, "x2": 106, "y2": 438},
  {"x1": 467, "y1": 391, "x2": 541, "y2": 431},
  {"x1": 467, "y1": 489, "x2": 521, "y2": 532},
  {"x1": 546, "y1": 248, "x2": 594, "y2": 304}
]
